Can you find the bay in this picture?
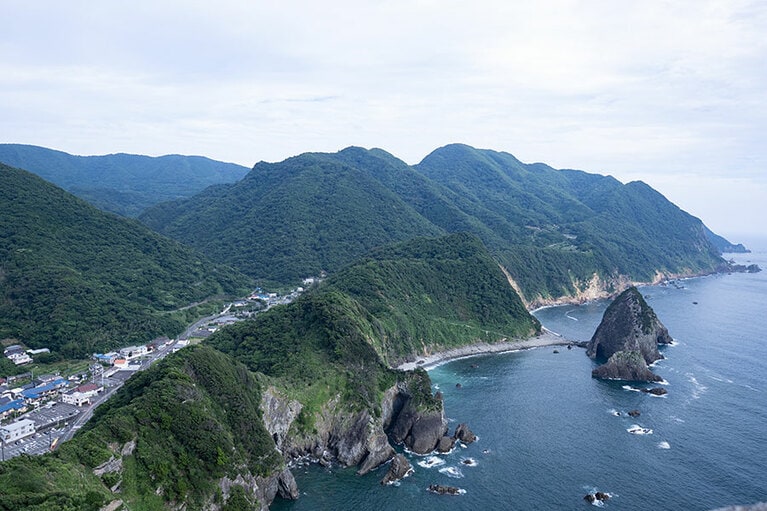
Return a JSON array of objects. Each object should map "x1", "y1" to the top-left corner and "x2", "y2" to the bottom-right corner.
[{"x1": 273, "y1": 246, "x2": 767, "y2": 510}]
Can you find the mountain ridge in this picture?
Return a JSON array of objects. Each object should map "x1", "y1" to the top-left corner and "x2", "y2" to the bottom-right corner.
[
  {"x1": 0, "y1": 162, "x2": 252, "y2": 357},
  {"x1": 0, "y1": 144, "x2": 250, "y2": 217},
  {"x1": 140, "y1": 143, "x2": 735, "y2": 305}
]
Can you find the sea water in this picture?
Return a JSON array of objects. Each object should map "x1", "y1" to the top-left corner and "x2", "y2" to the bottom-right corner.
[{"x1": 273, "y1": 246, "x2": 767, "y2": 510}]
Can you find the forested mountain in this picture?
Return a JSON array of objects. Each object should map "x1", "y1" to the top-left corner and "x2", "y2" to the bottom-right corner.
[
  {"x1": 704, "y1": 225, "x2": 749, "y2": 253},
  {"x1": 211, "y1": 233, "x2": 539, "y2": 369},
  {"x1": 0, "y1": 163, "x2": 252, "y2": 357},
  {"x1": 140, "y1": 151, "x2": 443, "y2": 284},
  {"x1": 140, "y1": 144, "x2": 729, "y2": 304},
  {"x1": 0, "y1": 144, "x2": 250, "y2": 217}
]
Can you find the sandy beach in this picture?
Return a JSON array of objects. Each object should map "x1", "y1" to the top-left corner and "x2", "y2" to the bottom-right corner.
[{"x1": 396, "y1": 328, "x2": 580, "y2": 371}]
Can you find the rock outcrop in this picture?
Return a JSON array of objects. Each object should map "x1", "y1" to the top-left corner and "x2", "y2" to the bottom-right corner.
[
  {"x1": 428, "y1": 484, "x2": 463, "y2": 495},
  {"x1": 386, "y1": 382, "x2": 447, "y2": 454},
  {"x1": 436, "y1": 436, "x2": 456, "y2": 453},
  {"x1": 380, "y1": 453, "x2": 413, "y2": 485},
  {"x1": 591, "y1": 351, "x2": 663, "y2": 382},
  {"x1": 453, "y1": 423, "x2": 477, "y2": 444},
  {"x1": 218, "y1": 468, "x2": 298, "y2": 511},
  {"x1": 587, "y1": 287, "x2": 672, "y2": 382}
]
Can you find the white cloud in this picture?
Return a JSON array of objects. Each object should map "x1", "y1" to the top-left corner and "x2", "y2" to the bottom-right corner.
[{"x1": 1, "y1": 0, "x2": 765, "y2": 236}]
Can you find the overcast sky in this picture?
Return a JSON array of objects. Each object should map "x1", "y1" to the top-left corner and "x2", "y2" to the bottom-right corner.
[{"x1": 2, "y1": 1, "x2": 765, "y2": 241}]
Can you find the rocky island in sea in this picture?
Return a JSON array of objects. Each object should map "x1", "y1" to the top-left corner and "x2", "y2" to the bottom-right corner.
[{"x1": 586, "y1": 286, "x2": 673, "y2": 382}]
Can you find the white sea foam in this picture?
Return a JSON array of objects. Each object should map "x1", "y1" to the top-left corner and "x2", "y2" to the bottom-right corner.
[
  {"x1": 417, "y1": 456, "x2": 445, "y2": 469},
  {"x1": 439, "y1": 466, "x2": 464, "y2": 478},
  {"x1": 460, "y1": 457, "x2": 477, "y2": 467},
  {"x1": 609, "y1": 409, "x2": 621, "y2": 416},
  {"x1": 686, "y1": 373, "x2": 708, "y2": 399},
  {"x1": 622, "y1": 385, "x2": 642, "y2": 393},
  {"x1": 709, "y1": 374, "x2": 734, "y2": 384},
  {"x1": 565, "y1": 309, "x2": 579, "y2": 321},
  {"x1": 627, "y1": 425, "x2": 653, "y2": 435},
  {"x1": 657, "y1": 441, "x2": 671, "y2": 449}
]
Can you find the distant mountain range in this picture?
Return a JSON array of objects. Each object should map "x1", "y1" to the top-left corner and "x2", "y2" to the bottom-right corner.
[
  {"x1": 140, "y1": 144, "x2": 730, "y2": 305},
  {"x1": 0, "y1": 162, "x2": 252, "y2": 358},
  {"x1": 0, "y1": 144, "x2": 250, "y2": 217}
]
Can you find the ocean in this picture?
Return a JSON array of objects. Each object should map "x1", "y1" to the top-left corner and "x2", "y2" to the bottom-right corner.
[{"x1": 272, "y1": 245, "x2": 767, "y2": 510}]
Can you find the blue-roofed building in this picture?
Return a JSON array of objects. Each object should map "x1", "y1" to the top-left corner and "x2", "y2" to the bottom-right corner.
[
  {"x1": 21, "y1": 378, "x2": 68, "y2": 404},
  {"x1": 93, "y1": 352, "x2": 119, "y2": 364},
  {"x1": 0, "y1": 397, "x2": 26, "y2": 419}
]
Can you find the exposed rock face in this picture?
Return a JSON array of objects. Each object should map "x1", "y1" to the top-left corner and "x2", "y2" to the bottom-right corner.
[
  {"x1": 428, "y1": 484, "x2": 463, "y2": 496},
  {"x1": 436, "y1": 436, "x2": 456, "y2": 453},
  {"x1": 357, "y1": 432, "x2": 395, "y2": 475},
  {"x1": 380, "y1": 453, "x2": 413, "y2": 485},
  {"x1": 387, "y1": 385, "x2": 447, "y2": 454},
  {"x1": 260, "y1": 386, "x2": 303, "y2": 450},
  {"x1": 218, "y1": 468, "x2": 298, "y2": 511},
  {"x1": 453, "y1": 423, "x2": 477, "y2": 444},
  {"x1": 591, "y1": 351, "x2": 663, "y2": 382},
  {"x1": 587, "y1": 287, "x2": 672, "y2": 382}
]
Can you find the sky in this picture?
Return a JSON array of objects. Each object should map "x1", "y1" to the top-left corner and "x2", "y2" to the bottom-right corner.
[{"x1": 2, "y1": 0, "x2": 765, "y2": 241}]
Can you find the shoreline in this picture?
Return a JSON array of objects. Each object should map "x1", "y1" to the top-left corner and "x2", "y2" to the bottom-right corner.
[
  {"x1": 394, "y1": 265, "x2": 749, "y2": 373},
  {"x1": 396, "y1": 328, "x2": 580, "y2": 371}
]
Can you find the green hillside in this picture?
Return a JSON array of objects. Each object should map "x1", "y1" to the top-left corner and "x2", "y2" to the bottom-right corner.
[
  {"x1": 0, "y1": 345, "x2": 283, "y2": 510},
  {"x1": 323, "y1": 233, "x2": 539, "y2": 364},
  {"x1": 0, "y1": 144, "x2": 250, "y2": 217},
  {"x1": 0, "y1": 235, "x2": 520, "y2": 509},
  {"x1": 140, "y1": 151, "x2": 443, "y2": 285},
  {"x1": 140, "y1": 144, "x2": 728, "y2": 304},
  {"x1": 210, "y1": 232, "x2": 538, "y2": 389},
  {"x1": 0, "y1": 163, "x2": 252, "y2": 357}
]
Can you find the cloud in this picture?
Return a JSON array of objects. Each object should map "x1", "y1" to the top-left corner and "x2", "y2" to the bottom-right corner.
[{"x1": 1, "y1": 0, "x2": 765, "y2": 235}]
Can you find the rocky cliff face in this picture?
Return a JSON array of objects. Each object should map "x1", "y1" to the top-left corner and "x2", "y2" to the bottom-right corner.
[
  {"x1": 386, "y1": 381, "x2": 447, "y2": 454},
  {"x1": 587, "y1": 287, "x2": 672, "y2": 381},
  {"x1": 591, "y1": 351, "x2": 663, "y2": 382},
  {"x1": 257, "y1": 375, "x2": 447, "y2": 505}
]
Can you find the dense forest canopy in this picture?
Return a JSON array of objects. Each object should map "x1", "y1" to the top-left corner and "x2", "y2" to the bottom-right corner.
[
  {"x1": 0, "y1": 144, "x2": 249, "y2": 217},
  {"x1": 141, "y1": 144, "x2": 727, "y2": 302},
  {"x1": 0, "y1": 163, "x2": 252, "y2": 357}
]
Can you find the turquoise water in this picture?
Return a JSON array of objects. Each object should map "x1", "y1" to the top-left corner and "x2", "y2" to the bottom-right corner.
[{"x1": 273, "y1": 248, "x2": 767, "y2": 510}]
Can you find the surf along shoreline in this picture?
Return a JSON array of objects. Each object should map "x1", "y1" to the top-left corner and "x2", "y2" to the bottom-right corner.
[
  {"x1": 393, "y1": 263, "x2": 746, "y2": 373},
  {"x1": 396, "y1": 328, "x2": 581, "y2": 372}
]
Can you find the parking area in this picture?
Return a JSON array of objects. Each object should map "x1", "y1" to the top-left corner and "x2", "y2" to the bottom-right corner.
[{"x1": 25, "y1": 402, "x2": 81, "y2": 430}]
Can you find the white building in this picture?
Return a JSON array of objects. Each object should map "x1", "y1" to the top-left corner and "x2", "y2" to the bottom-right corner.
[
  {"x1": 0, "y1": 418, "x2": 36, "y2": 442},
  {"x1": 119, "y1": 345, "x2": 148, "y2": 359},
  {"x1": 61, "y1": 383, "x2": 103, "y2": 406},
  {"x1": 7, "y1": 352, "x2": 32, "y2": 365}
]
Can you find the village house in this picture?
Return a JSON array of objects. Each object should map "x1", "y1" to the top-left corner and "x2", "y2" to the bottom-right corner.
[
  {"x1": 119, "y1": 345, "x2": 148, "y2": 360},
  {"x1": 61, "y1": 383, "x2": 103, "y2": 406},
  {"x1": 0, "y1": 418, "x2": 36, "y2": 443},
  {"x1": 4, "y1": 345, "x2": 32, "y2": 366},
  {"x1": 21, "y1": 378, "x2": 68, "y2": 405},
  {"x1": 0, "y1": 396, "x2": 26, "y2": 420},
  {"x1": 93, "y1": 352, "x2": 119, "y2": 365}
]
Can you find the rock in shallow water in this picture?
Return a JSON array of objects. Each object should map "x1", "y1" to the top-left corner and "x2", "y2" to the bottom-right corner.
[{"x1": 380, "y1": 454, "x2": 412, "y2": 485}]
